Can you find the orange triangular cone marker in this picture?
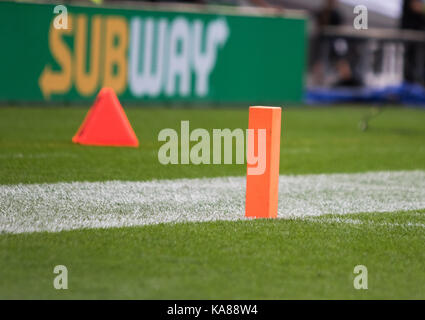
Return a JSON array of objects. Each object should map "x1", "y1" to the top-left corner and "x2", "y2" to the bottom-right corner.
[{"x1": 72, "y1": 88, "x2": 139, "y2": 147}]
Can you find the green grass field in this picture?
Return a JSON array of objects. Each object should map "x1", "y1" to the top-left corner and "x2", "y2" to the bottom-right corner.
[{"x1": 0, "y1": 105, "x2": 424, "y2": 299}]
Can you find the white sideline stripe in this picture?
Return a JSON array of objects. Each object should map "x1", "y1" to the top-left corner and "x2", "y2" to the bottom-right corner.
[{"x1": 0, "y1": 170, "x2": 424, "y2": 234}]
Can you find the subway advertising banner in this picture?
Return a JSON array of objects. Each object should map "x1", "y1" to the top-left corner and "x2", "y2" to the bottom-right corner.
[{"x1": 0, "y1": 1, "x2": 306, "y2": 104}]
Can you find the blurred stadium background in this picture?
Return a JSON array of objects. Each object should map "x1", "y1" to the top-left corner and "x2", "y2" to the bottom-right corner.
[{"x1": 3, "y1": 0, "x2": 425, "y2": 106}]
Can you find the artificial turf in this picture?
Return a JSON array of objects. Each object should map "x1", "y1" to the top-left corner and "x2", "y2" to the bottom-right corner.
[
  {"x1": 1, "y1": 210, "x2": 424, "y2": 299},
  {"x1": 0, "y1": 105, "x2": 424, "y2": 184},
  {"x1": 0, "y1": 105, "x2": 424, "y2": 299}
]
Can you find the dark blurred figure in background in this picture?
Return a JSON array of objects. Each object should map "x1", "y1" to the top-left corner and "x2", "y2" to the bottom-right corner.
[
  {"x1": 401, "y1": 0, "x2": 425, "y2": 30},
  {"x1": 333, "y1": 58, "x2": 362, "y2": 87},
  {"x1": 316, "y1": 0, "x2": 342, "y2": 30},
  {"x1": 311, "y1": 0, "x2": 361, "y2": 87},
  {"x1": 400, "y1": 0, "x2": 425, "y2": 84}
]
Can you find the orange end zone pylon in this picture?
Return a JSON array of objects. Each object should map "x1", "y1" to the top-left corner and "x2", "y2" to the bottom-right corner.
[
  {"x1": 245, "y1": 106, "x2": 282, "y2": 218},
  {"x1": 72, "y1": 88, "x2": 139, "y2": 147}
]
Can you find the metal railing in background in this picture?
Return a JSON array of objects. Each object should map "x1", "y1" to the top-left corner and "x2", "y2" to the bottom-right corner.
[{"x1": 308, "y1": 26, "x2": 425, "y2": 88}]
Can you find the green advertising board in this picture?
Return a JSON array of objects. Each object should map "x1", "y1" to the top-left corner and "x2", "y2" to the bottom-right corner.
[{"x1": 0, "y1": 1, "x2": 306, "y2": 103}]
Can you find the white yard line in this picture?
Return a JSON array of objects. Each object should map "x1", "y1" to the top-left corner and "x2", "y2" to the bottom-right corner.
[{"x1": 0, "y1": 170, "x2": 424, "y2": 234}]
